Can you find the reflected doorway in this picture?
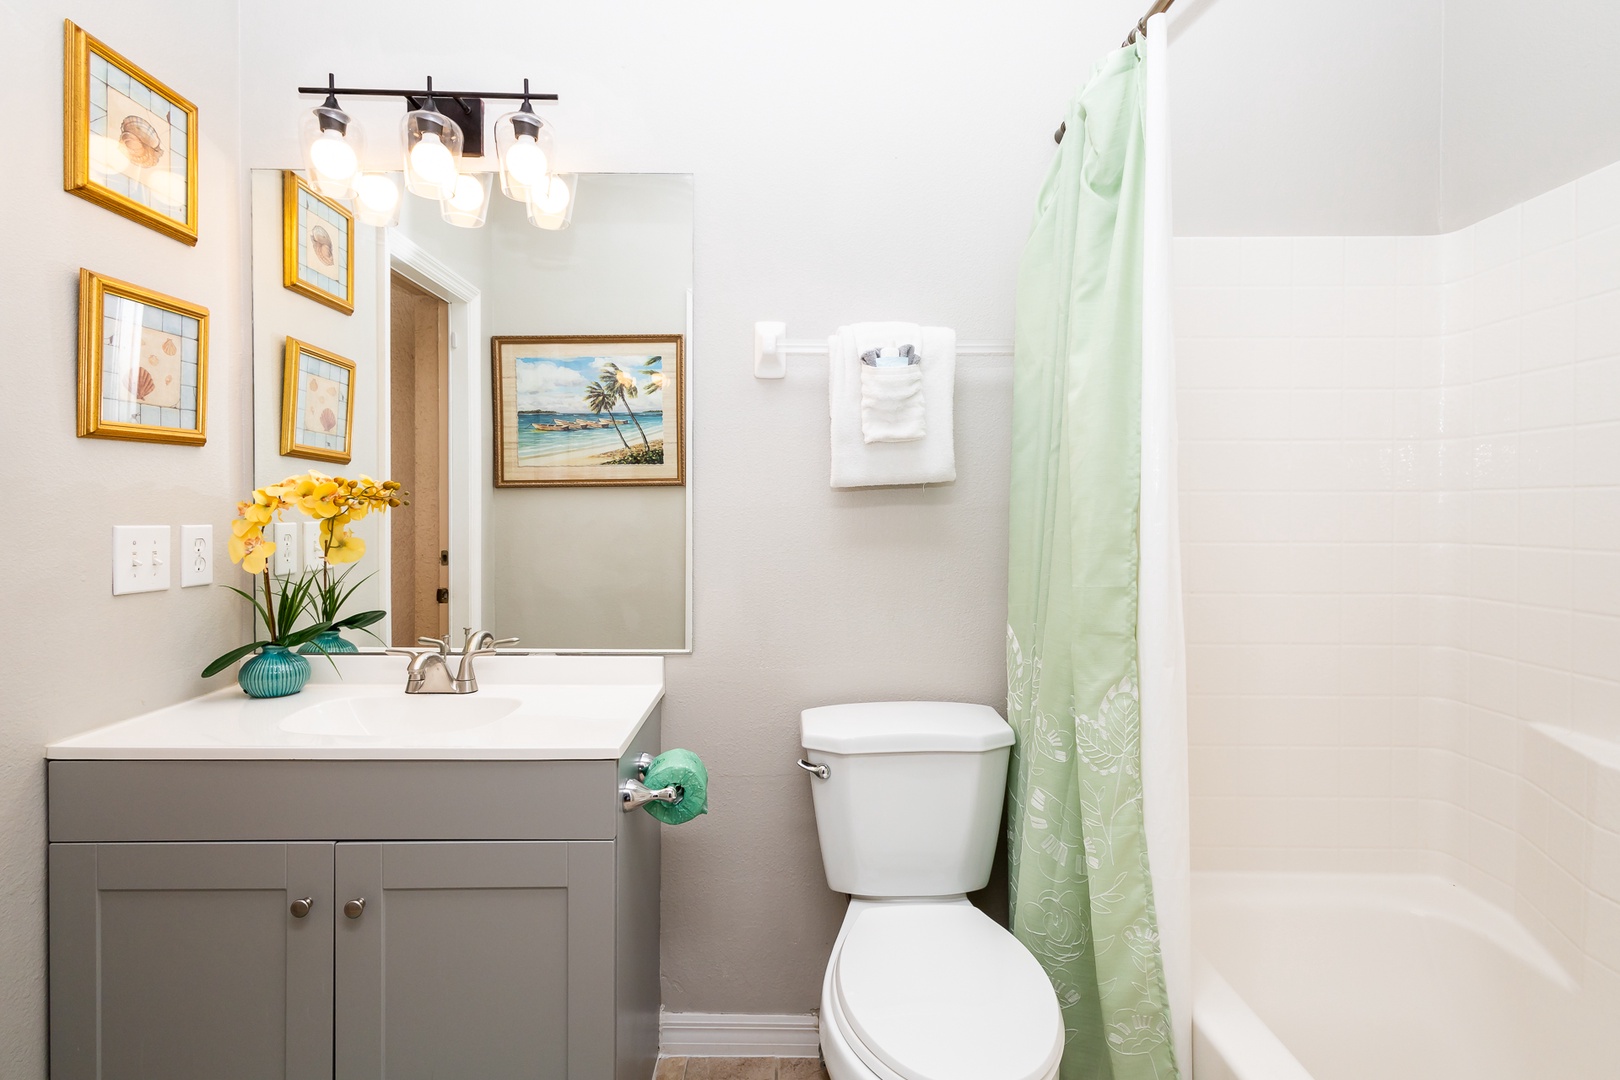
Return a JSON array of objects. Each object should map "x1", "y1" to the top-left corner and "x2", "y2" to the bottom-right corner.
[{"x1": 389, "y1": 272, "x2": 450, "y2": 645}]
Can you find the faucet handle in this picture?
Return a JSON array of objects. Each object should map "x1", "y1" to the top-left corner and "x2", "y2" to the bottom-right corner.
[
  {"x1": 492, "y1": 637, "x2": 520, "y2": 649},
  {"x1": 417, "y1": 635, "x2": 450, "y2": 655}
]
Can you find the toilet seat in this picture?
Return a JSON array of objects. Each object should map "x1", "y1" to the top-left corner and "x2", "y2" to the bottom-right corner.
[{"x1": 829, "y1": 903, "x2": 1064, "y2": 1080}]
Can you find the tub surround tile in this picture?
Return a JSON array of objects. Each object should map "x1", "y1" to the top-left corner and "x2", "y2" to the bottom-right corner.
[{"x1": 1178, "y1": 154, "x2": 1620, "y2": 980}]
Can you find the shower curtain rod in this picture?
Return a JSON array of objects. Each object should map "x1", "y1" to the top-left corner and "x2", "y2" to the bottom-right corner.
[{"x1": 1053, "y1": 0, "x2": 1178, "y2": 143}]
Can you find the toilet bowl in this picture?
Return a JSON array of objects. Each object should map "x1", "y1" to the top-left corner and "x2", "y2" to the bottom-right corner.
[{"x1": 799, "y1": 702, "x2": 1065, "y2": 1080}]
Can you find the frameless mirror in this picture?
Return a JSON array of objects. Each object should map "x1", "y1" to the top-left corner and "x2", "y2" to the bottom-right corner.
[{"x1": 250, "y1": 169, "x2": 693, "y2": 651}]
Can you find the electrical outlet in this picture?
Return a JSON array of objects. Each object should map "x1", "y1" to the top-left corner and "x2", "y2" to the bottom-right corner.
[
  {"x1": 112, "y1": 525, "x2": 172, "y2": 595},
  {"x1": 180, "y1": 525, "x2": 213, "y2": 587},
  {"x1": 302, "y1": 521, "x2": 326, "y2": 567},
  {"x1": 271, "y1": 522, "x2": 301, "y2": 576}
]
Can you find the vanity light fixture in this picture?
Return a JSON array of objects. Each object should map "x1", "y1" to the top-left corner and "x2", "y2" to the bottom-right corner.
[
  {"x1": 494, "y1": 80, "x2": 556, "y2": 202},
  {"x1": 300, "y1": 75, "x2": 361, "y2": 199},
  {"x1": 401, "y1": 78, "x2": 464, "y2": 199},
  {"x1": 295, "y1": 76, "x2": 562, "y2": 228}
]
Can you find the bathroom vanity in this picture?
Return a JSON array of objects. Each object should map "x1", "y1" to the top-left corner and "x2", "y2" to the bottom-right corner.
[{"x1": 45, "y1": 655, "x2": 664, "y2": 1080}]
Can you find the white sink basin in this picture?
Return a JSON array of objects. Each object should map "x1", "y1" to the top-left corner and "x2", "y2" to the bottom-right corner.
[{"x1": 278, "y1": 695, "x2": 522, "y2": 738}]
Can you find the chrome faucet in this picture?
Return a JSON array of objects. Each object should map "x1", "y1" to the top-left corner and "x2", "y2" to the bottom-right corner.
[{"x1": 386, "y1": 628, "x2": 518, "y2": 694}]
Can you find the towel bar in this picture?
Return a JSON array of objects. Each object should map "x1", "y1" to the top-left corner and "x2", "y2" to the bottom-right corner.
[{"x1": 753, "y1": 322, "x2": 1012, "y2": 378}]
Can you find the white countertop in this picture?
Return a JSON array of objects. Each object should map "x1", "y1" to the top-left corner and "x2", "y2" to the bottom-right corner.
[{"x1": 46, "y1": 654, "x2": 665, "y2": 761}]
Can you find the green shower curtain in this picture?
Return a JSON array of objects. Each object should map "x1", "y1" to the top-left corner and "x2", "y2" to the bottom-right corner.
[{"x1": 1006, "y1": 41, "x2": 1179, "y2": 1080}]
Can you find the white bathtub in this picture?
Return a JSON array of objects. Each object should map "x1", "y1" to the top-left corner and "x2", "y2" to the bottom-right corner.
[{"x1": 1191, "y1": 873, "x2": 1616, "y2": 1080}]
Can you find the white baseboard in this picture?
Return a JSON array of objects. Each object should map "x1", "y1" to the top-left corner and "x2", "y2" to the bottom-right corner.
[{"x1": 659, "y1": 1011, "x2": 821, "y2": 1058}]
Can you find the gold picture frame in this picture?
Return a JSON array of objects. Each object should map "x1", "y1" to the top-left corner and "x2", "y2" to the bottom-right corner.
[
  {"x1": 282, "y1": 170, "x2": 355, "y2": 314},
  {"x1": 280, "y1": 338, "x2": 357, "y2": 464},
  {"x1": 63, "y1": 20, "x2": 199, "y2": 245},
  {"x1": 77, "y1": 269, "x2": 209, "y2": 445},
  {"x1": 492, "y1": 334, "x2": 685, "y2": 487}
]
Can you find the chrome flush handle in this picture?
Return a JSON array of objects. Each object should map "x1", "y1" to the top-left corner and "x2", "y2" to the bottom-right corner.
[{"x1": 796, "y1": 758, "x2": 830, "y2": 780}]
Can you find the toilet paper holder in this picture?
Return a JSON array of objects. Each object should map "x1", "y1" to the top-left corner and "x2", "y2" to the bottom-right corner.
[{"x1": 620, "y1": 752, "x2": 682, "y2": 813}]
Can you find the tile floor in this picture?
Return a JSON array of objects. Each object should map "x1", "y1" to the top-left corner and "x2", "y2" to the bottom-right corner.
[{"x1": 654, "y1": 1058, "x2": 828, "y2": 1080}]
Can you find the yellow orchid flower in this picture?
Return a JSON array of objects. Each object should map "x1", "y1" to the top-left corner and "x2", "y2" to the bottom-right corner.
[
  {"x1": 230, "y1": 532, "x2": 276, "y2": 574},
  {"x1": 322, "y1": 527, "x2": 366, "y2": 564}
]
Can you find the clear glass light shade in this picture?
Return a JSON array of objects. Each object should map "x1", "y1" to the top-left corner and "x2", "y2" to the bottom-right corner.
[
  {"x1": 300, "y1": 105, "x2": 361, "y2": 199},
  {"x1": 494, "y1": 111, "x2": 556, "y2": 201},
  {"x1": 440, "y1": 171, "x2": 493, "y2": 228},
  {"x1": 354, "y1": 173, "x2": 402, "y2": 227},
  {"x1": 400, "y1": 108, "x2": 464, "y2": 199},
  {"x1": 525, "y1": 173, "x2": 577, "y2": 230}
]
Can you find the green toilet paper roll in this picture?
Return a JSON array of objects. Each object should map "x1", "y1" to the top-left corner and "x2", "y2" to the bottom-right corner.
[{"x1": 642, "y1": 748, "x2": 709, "y2": 824}]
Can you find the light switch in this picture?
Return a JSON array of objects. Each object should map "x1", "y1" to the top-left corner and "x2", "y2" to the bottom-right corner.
[
  {"x1": 271, "y1": 522, "x2": 301, "y2": 576},
  {"x1": 112, "y1": 526, "x2": 172, "y2": 595},
  {"x1": 302, "y1": 521, "x2": 326, "y2": 567},
  {"x1": 180, "y1": 525, "x2": 213, "y2": 587}
]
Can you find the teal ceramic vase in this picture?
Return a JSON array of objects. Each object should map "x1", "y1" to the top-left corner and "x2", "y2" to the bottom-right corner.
[
  {"x1": 299, "y1": 630, "x2": 359, "y2": 656},
  {"x1": 238, "y1": 645, "x2": 311, "y2": 699}
]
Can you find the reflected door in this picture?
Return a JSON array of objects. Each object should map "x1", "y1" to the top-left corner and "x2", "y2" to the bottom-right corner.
[{"x1": 389, "y1": 273, "x2": 450, "y2": 645}]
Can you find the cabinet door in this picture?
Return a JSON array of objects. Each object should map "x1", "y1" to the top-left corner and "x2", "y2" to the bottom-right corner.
[
  {"x1": 49, "y1": 842, "x2": 334, "y2": 1080},
  {"x1": 334, "y1": 842, "x2": 615, "y2": 1080}
]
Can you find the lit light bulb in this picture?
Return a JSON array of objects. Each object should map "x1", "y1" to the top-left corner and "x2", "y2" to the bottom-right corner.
[
  {"x1": 504, "y1": 136, "x2": 549, "y2": 189},
  {"x1": 309, "y1": 128, "x2": 358, "y2": 186},
  {"x1": 355, "y1": 174, "x2": 400, "y2": 224},
  {"x1": 447, "y1": 174, "x2": 485, "y2": 212},
  {"x1": 409, "y1": 132, "x2": 456, "y2": 191},
  {"x1": 535, "y1": 176, "x2": 571, "y2": 215}
]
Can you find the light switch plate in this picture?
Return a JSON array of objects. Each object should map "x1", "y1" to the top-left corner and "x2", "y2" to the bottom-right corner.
[
  {"x1": 302, "y1": 522, "x2": 326, "y2": 567},
  {"x1": 112, "y1": 525, "x2": 171, "y2": 595},
  {"x1": 271, "y1": 522, "x2": 301, "y2": 576},
  {"x1": 180, "y1": 525, "x2": 213, "y2": 587}
]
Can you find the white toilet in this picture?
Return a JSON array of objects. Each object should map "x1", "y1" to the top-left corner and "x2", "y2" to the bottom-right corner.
[{"x1": 800, "y1": 701, "x2": 1064, "y2": 1080}]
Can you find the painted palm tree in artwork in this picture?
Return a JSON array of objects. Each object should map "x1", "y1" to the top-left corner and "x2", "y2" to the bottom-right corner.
[
  {"x1": 640, "y1": 355, "x2": 665, "y2": 397},
  {"x1": 601, "y1": 362, "x2": 651, "y2": 449},
  {"x1": 583, "y1": 378, "x2": 632, "y2": 449}
]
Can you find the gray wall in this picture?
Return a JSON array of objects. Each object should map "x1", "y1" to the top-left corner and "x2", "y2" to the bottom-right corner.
[
  {"x1": 0, "y1": 4, "x2": 247, "y2": 1073},
  {"x1": 1439, "y1": 0, "x2": 1620, "y2": 229}
]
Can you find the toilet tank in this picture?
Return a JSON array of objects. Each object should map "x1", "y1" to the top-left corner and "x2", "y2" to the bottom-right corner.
[{"x1": 800, "y1": 701, "x2": 1015, "y2": 898}]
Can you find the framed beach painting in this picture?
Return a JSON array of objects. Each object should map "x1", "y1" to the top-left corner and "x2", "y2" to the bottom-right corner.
[
  {"x1": 280, "y1": 338, "x2": 356, "y2": 464},
  {"x1": 77, "y1": 269, "x2": 208, "y2": 445},
  {"x1": 63, "y1": 21, "x2": 200, "y2": 245},
  {"x1": 282, "y1": 170, "x2": 355, "y2": 314},
  {"x1": 492, "y1": 335, "x2": 685, "y2": 487}
]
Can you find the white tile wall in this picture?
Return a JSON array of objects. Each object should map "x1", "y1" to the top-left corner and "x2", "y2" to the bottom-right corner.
[{"x1": 1176, "y1": 158, "x2": 1620, "y2": 984}]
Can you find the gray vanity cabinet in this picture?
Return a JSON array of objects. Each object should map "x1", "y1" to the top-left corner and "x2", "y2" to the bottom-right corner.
[
  {"x1": 48, "y1": 842, "x2": 336, "y2": 1080},
  {"x1": 334, "y1": 841, "x2": 615, "y2": 1079},
  {"x1": 47, "y1": 707, "x2": 662, "y2": 1080}
]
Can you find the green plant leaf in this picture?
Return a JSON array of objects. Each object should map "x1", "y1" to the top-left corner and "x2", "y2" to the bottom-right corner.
[
  {"x1": 333, "y1": 609, "x2": 386, "y2": 630},
  {"x1": 202, "y1": 640, "x2": 270, "y2": 679},
  {"x1": 280, "y1": 621, "x2": 334, "y2": 649}
]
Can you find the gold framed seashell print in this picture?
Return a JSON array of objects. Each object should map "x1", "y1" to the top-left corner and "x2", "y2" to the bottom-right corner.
[
  {"x1": 63, "y1": 21, "x2": 199, "y2": 245},
  {"x1": 282, "y1": 171, "x2": 356, "y2": 315},
  {"x1": 280, "y1": 338, "x2": 357, "y2": 464},
  {"x1": 77, "y1": 269, "x2": 209, "y2": 445}
]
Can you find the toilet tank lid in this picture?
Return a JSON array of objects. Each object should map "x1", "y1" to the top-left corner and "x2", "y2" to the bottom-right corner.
[{"x1": 800, "y1": 701, "x2": 1014, "y2": 754}]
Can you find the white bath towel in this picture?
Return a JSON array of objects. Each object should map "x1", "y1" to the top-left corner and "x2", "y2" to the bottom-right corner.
[{"x1": 829, "y1": 322, "x2": 956, "y2": 488}]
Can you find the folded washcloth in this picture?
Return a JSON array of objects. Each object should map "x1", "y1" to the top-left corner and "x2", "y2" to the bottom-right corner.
[
  {"x1": 860, "y1": 359, "x2": 926, "y2": 442},
  {"x1": 830, "y1": 322, "x2": 956, "y2": 488}
]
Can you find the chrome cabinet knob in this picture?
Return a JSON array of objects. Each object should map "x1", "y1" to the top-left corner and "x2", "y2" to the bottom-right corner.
[
  {"x1": 344, "y1": 897, "x2": 367, "y2": 919},
  {"x1": 290, "y1": 896, "x2": 314, "y2": 919}
]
